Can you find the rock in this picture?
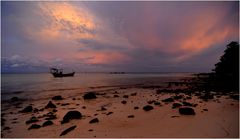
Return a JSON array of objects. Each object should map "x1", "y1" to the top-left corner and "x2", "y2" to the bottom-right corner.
[
  {"x1": 45, "y1": 101, "x2": 56, "y2": 109},
  {"x1": 3, "y1": 127, "x2": 10, "y2": 130},
  {"x1": 88, "y1": 129, "x2": 93, "y2": 132},
  {"x1": 173, "y1": 95, "x2": 183, "y2": 100},
  {"x1": 182, "y1": 101, "x2": 193, "y2": 107},
  {"x1": 123, "y1": 95, "x2": 129, "y2": 98},
  {"x1": 127, "y1": 115, "x2": 134, "y2": 118},
  {"x1": 134, "y1": 106, "x2": 139, "y2": 110},
  {"x1": 26, "y1": 116, "x2": 39, "y2": 124},
  {"x1": 106, "y1": 112, "x2": 113, "y2": 115},
  {"x1": 113, "y1": 95, "x2": 119, "y2": 98},
  {"x1": 60, "y1": 125, "x2": 77, "y2": 136},
  {"x1": 179, "y1": 107, "x2": 196, "y2": 115},
  {"x1": 33, "y1": 108, "x2": 39, "y2": 113},
  {"x1": 147, "y1": 100, "x2": 155, "y2": 104},
  {"x1": 199, "y1": 93, "x2": 214, "y2": 101},
  {"x1": 162, "y1": 98, "x2": 174, "y2": 103},
  {"x1": 121, "y1": 100, "x2": 127, "y2": 104},
  {"x1": 52, "y1": 109, "x2": 58, "y2": 113},
  {"x1": 83, "y1": 92, "x2": 97, "y2": 100},
  {"x1": 11, "y1": 97, "x2": 19, "y2": 102},
  {"x1": 172, "y1": 103, "x2": 182, "y2": 109},
  {"x1": 45, "y1": 115, "x2": 57, "y2": 120},
  {"x1": 61, "y1": 103, "x2": 70, "y2": 106},
  {"x1": 28, "y1": 124, "x2": 41, "y2": 130},
  {"x1": 72, "y1": 98, "x2": 76, "y2": 100},
  {"x1": 89, "y1": 118, "x2": 99, "y2": 124},
  {"x1": 52, "y1": 95, "x2": 63, "y2": 100},
  {"x1": 61, "y1": 111, "x2": 82, "y2": 124},
  {"x1": 20, "y1": 106, "x2": 33, "y2": 113},
  {"x1": 131, "y1": 93, "x2": 137, "y2": 96},
  {"x1": 186, "y1": 96, "x2": 192, "y2": 99},
  {"x1": 154, "y1": 102, "x2": 161, "y2": 105},
  {"x1": 203, "y1": 109, "x2": 208, "y2": 111},
  {"x1": 101, "y1": 107, "x2": 107, "y2": 111},
  {"x1": 143, "y1": 105, "x2": 154, "y2": 111},
  {"x1": 82, "y1": 106, "x2": 86, "y2": 109},
  {"x1": 42, "y1": 120, "x2": 53, "y2": 127},
  {"x1": 230, "y1": 95, "x2": 239, "y2": 100}
]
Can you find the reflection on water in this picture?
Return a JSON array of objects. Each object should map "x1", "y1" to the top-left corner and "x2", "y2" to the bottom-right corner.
[{"x1": 1, "y1": 73, "x2": 193, "y2": 100}]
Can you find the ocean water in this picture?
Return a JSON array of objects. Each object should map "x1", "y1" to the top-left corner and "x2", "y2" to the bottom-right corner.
[{"x1": 1, "y1": 73, "x2": 193, "y2": 100}]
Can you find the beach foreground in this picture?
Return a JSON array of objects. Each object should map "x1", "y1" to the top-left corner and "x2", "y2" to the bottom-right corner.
[{"x1": 1, "y1": 84, "x2": 239, "y2": 138}]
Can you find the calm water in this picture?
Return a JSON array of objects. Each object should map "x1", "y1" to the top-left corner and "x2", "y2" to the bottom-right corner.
[{"x1": 1, "y1": 73, "x2": 193, "y2": 100}]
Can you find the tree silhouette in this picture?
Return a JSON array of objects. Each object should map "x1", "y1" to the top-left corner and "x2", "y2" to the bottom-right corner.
[
  {"x1": 194, "y1": 41, "x2": 239, "y2": 92},
  {"x1": 213, "y1": 41, "x2": 239, "y2": 91}
]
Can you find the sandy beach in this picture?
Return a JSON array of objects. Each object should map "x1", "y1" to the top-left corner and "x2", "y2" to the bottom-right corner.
[{"x1": 1, "y1": 83, "x2": 239, "y2": 138}]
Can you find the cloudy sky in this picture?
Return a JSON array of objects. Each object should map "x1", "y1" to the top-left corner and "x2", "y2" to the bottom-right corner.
[{"x1": 1, "y1": 1, "x2": 239, "y2": 73}]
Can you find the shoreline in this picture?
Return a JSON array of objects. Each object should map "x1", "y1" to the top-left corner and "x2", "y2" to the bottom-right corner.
[{"x1": 1, "y1": 82, "x2": 239, "y2": 138}]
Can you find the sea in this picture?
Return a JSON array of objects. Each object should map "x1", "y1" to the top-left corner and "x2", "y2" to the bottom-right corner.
[{"x1": 1, "y1": 72, "x2": 193, "y2": 101}]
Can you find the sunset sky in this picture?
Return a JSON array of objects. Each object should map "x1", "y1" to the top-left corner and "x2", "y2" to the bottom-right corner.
[{"x1": 1, "y1": 1, "x2": 239, "y2": 73}]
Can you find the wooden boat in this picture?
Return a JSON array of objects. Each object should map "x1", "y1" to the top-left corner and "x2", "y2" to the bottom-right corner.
[{"x1": 50, "y1": 68, "x2": 75, "y2": 78}]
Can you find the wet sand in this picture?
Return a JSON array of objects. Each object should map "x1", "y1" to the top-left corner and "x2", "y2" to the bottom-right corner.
[{"x1": 1, "y1": 85, "x2": 239, "y2": 138}]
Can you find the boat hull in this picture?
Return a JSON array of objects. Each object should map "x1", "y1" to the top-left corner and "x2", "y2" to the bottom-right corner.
[{"x1": 52, "y1": 72, "x2": 75, "y2": 78}]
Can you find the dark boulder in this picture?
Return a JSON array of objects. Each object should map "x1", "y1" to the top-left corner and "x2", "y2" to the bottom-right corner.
[
  {"x1": 121, "y1": 100, "x2": 127, "y2": 104},
  {"x1": 173, "y1": 95, "x2": 183, "y2": 100},
  {"x1": 182, "y1": 101, "x2": 193, "y2": 107},
  {"x1": 26, "y1": 116, "x2": 39, "y2": 124},
  {"x1": 162, "y1": 98, "x2": 174, "y2": 103},
  {"x1": 60, "y1": 125, "x2": 77, "y2": 136},
  {"x1": 83, "y1": 92, "x2": 97, "y2": 100},
  {"x1": 179, "y1": 107, "x2": 196, "y2": 115},
  {"x1": 89, "y1": 118, "x2": 99, "y2": 124},
  {"x1": 45, "y1": 101, "x2": 56, "y2": 109},
  {"x1": 106, "y1": 112, "x2": 113, "y2": 115},
  {"x1": 113, "y1": 95, "x2": 119, "y2": 98},
  {"x1": 172, "y1": 103, "x2": 182, "y2": 109},
  {"x1": 28, "y1": 124, "x2": 41, "y2": 130},
  {"x1": 52, "y1": 95, "x2": 63, "y2": 100},
  {"x1": 42, "y1": 120, "x2": 53, "y2": 127},
  {"x1": 11, "y1": 97, "x2": 19, "y2": 102},
  {"x1": 20, "y1": 106, "x2": 33, "y2": 113},
  {"x1": 61, "y1": 111, "x2": 82, "y2": 124},
  {"x1": 131, "y1": 93, "x2": 137, "y2": 96},
  {"x1": 143, "y1": 105, "x2": 154, "y2": 111}
]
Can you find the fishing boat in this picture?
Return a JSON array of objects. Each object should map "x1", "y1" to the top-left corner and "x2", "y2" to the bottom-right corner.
[{"x1": 50, "y1": 68, "x2": 75, "y2": 77}]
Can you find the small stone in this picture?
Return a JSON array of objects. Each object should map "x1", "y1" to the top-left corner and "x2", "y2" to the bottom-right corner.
[
  {"x1": 106, "y1": 112, "x2": 113, "y2": 115},
  {"x1": 89, "y1": 118, "x2": 99, "y2": 124},
  {"x1": 26, "y1": 116, "x2": 39, "y2": 124},
  {"x1": 179, "y1": 107, "x2": 195, "y2": 115},
  {"x1": 162, "y1": 98, "x2": 174, "y2": 103},
  {"x1": 203, "y1": 109, "x2": 208, "y2": 111},
  {"x1": 20, "y1": 106, "x2": 33, "y2": 113},
  {"x1": 172, "y1": 103, "x2": 182, "y2": 109},
  {"x1": 113, "y1": 95, "x2": 119, "y2": 98},
  {"x1": 101, "y1": 107, "x2": 107, "y2": 111},
  {"x1": 131, "y1": 93, "x2": 137, "y2": 96},
  {"x1": 127, "y1": 115, "x2": 134, "y2": 118},
  {"x1": 154, "y1": 102, "x2": 161, "y2": 105},
  {"x1": 28, "y1": 124, "x2": 41, "y2": 130},
  {"x1": 11, "y1": 97, "x2": 19, "y2": 102},
  {"x1": 83, "y1": 92, "x2": 97, "y2": 100},
  {"x1": 45, "y1": 101, "x2": 56, "y2": 109},
  {"x1": 121, "y1": 100, "x2": 127, "y2": 104},
  {"x1": 52, "y1": 95, "x2": 63, "y2": 100},
  {"x1": 60, "y1": 125, "x2": 77, "y2": 136},
  {"x1": 143, "y1": 105, "x2": 154, "y2": 111},
  {"x1": 82, "y1": 106, "x2": 86, "y2": 109},
  {"x1": 134, "y1": 106, "x2": 139, "y2": 110},
  {"x1": 123, "y1": 95, "x2": 129, "y2": 98},
  {"x1": 88, "y1": 129, "x2": 93, "y2": 132},
  {"x1": 72, "y1": 98, "x2": 76, "y2": 100},
  {"x1": 42, "y1": 120, "x2": 53, "y2": 127},
  {"x1": 3, "y1": 127, "x2": 10, "y2": 130}
]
